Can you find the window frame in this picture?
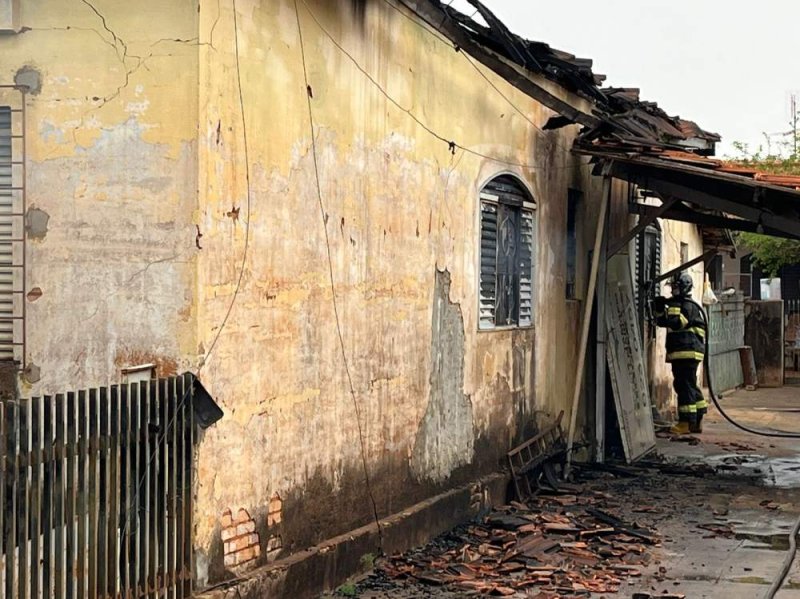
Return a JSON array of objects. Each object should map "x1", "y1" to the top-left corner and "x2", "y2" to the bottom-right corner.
[
  {"x1": 565, "y1": 189, "x2": 581, "y2": 300},
  {"x1": 476, "y1": 175, "x2": 537, "y2": 332}
]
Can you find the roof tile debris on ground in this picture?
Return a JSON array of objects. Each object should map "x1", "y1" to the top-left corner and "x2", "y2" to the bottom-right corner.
[{"x1": 377, "y1": 491, "x2": 659, "y2": 597}]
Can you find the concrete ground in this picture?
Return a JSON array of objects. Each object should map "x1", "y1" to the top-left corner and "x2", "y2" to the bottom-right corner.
[
  {"x1": 640, "y1": 385, "x2": 800, "y2": 598},
  {"x1": 324, "y1": 385, "x2": 800, "y2": 598}
]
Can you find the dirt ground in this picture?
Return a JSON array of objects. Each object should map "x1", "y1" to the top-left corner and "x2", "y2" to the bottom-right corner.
[{"x1": 322, "y1": 386, "x2": 800, "y2": 598}]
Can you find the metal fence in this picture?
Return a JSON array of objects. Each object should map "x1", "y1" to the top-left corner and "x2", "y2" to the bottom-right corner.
[
  {"x1": 708, "y1": 294, "x2": 745, "y2": 392},
  {"x1": 787, "y1": 299, "x2": 800, "y2": 336},
  {"x1": 1, "y1": 374, "x2": 197, "y2": 599},
  {"x1": 787, "y1": 299, "x2": 800, "y2": 372}
]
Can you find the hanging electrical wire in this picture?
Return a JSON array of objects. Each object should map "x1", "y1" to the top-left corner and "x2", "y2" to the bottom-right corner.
[
  {"x1": 297, "y1": 0, "x2": 592, "y2": 173},
  {"x1": 294, "y1": 0, "x2": 384, "y2": 547},
  {"x1": 377, "y1": 0, "x2": 584, "y2": 162},
  {"x1": 121, "y1": 0, "x2": 255, "y2": 538}
]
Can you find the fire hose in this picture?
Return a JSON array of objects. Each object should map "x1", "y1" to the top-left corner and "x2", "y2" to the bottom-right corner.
[{"x1": 681, "y1": 297, "x2": 800, "y2": 598}]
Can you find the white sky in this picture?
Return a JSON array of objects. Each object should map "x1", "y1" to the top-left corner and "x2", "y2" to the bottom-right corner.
[{"x1": 450, "y1": 0, "x2": 800, "y2": 158}]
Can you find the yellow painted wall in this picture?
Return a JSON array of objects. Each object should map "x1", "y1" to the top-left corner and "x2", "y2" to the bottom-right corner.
[
  {"x1": 3, "y1": 0, "x2": 611, "y2": 587},
  {"x1": 0, "y1": 0, "x2": 200, "y2": 392},
  {"x1": 193, "y1": 0, "x2": 604, "y2": 584}
]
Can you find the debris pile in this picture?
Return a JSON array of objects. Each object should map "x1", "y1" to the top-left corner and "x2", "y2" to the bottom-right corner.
[{"x1": 379, "y1": 494, "x2": 659, "y2": 597}]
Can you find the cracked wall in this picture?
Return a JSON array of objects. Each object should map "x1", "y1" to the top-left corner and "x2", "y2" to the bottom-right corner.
[
  {"x1": 0, "y1": 0, "x2": 200, "y2": 392},
  {"x1": 2, "y1": 0, "x2": 610, "y2": 590},
  {"x1": 193, "y1": 0, "x2": 604, "y2": 587}
]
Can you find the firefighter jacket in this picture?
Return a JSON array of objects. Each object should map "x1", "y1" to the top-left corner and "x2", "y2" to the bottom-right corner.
[{"x1": 654, "y1": 296, "x2": 706, "y2": 362}]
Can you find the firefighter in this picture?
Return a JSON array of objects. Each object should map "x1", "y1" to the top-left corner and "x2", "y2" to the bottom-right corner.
[{"x1": 653, "y1": 272, "x2": 709, "y2": 434}]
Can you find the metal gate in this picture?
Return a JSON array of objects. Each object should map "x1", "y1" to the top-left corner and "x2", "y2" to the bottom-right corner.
[{"x1": 1, "y1": 374, "x2": 198, "y2": 598}]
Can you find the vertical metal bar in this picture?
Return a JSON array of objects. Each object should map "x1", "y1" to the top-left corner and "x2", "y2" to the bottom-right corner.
[
  {"x1": 159, "y1": 378, "x2": 169, "y2": 596},
  {"x1": 88, "y1": 388, "x2": 99, "y2": 599},
  {"x1": 130, "y1": 383, "x2": 140, "y2": 599},
  {"x1": 31, "y1": 397, "x2": 40, "y2": 599},
  {"x1": 65, "y1": 392, "x2": 77, "y2": 599},
  {"x1": 19, "y1": 398, "x2": 30, "y2": 599},
  {"x1": 0, "y1": 398, "x2": 5, "y2": 597},
  {"x1": 186, "y1": 374, "x2": 194, "y2": 596},
  {"x1": 109, "y1": 385, "x2": 120, "y2": 599},
  {"x1": 148, "y1": 379, "x2": 158, "y2": 598},
  {"x1": 168, "y1": 378, "x2": 177, "y2": 599},
  {"x1": 176, "y1": 377, "x2": 186, "y2": 599},
  {"x1": 77, "y1": 391, "x2": 87, "y2": 599},
  {"x1": 54, "y1": 394, "x2": 66, "y2": 599},
  {"x1": 120, "y1": 384, "x2": 130, "y2": 599},
  {"x1": 136, "y1": 383, "x2": 150, "y2": 597},
  {"x1": 6, "y1": 400, "x2": 17, "y2": 599},
  {"x1": 97, "y1": 387, "x2": 108, "y2": 596},
  {"x1": 41, "y1": 395, "x2": 55, "y2": 599},
  {"x1": 6, "y1": 400, "x2": 18, "y2": 599}
]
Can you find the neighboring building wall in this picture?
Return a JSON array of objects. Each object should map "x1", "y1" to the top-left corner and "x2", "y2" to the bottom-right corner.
[
  {"x1": 193, "y1": 0, "x2": 603, "y2": 586},
  {"x1": 0, "y1": 1, "x2": 199, "y2": 393}
]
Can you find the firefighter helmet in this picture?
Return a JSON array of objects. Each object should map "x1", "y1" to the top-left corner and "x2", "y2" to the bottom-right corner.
[{"x1": 672, "y1": 272, "x2": 693, "y2": 297}]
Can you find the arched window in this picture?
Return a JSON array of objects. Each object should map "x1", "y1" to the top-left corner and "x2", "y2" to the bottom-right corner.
[{"x1": 478, "y1": 175, "x2": 536, "y2": 330}]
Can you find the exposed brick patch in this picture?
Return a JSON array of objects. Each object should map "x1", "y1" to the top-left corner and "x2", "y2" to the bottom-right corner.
[
  {"x1": 267, "y1": 493, "x2": 282, "y2": 527},
  {"x1": 221, "y1": 508, "x2": 261, "y2": 569}
]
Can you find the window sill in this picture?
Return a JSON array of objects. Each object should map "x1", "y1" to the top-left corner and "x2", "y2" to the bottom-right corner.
[{"x1": 477, "y1": 325, "x2": 535, "y2": 333}]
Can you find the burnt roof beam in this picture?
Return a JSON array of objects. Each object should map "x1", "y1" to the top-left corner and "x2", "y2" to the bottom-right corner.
[
  {"x1": 607, "y1": 197, "x2": 679, "y2": 257},
  {"x1": 647, "y1": 181, "x2": 800, "y2": 239},
  {"x1": 609, "y1": 161, "x2": 800, "y2": 239},
  {"x1": 630, "y1": 203, "x2": 800, "y2": 241},
  {"x1": 461, "y1": 0, "x2": 543, "y2": 71},
  {"x1": 398, "y1": 0, "x2": 601, "y2": 128},
  {"x1": 654, "y1": 249, "x2": 720, "y2": 285}
]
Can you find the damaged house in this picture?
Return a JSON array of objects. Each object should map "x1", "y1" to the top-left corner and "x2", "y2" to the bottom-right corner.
[{"x1": 2, "y1": 0, "x2": 800, "y2": 597}]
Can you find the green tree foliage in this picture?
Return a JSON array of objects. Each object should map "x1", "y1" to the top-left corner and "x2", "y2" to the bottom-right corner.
[
  {"x1": 728, "y1": 110, "x2": 800, "y2": 277},
  {"x1": 737, "y1": 233, "x2": 800, "y2": 277}
]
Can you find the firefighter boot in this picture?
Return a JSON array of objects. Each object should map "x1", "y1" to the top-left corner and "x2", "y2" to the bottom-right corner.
[
  {"x1": 690, "y1": 416, "x2": 703, "y2": 434},
  {"x1": 669, "y1": 421, "x2": 691, "y2": 435}
]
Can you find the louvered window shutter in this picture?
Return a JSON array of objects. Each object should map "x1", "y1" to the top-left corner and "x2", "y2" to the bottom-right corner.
[{"x1": 479, "y1": 177, "x2": 535, "y2": 330}]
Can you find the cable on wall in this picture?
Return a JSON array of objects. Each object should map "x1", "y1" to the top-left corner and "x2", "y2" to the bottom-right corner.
[{"x1": 294, "y1": 0, "x2": 384, "y2": 548}]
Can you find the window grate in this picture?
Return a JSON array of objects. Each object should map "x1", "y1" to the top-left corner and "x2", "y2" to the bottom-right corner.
[
  {"x1": 479, "y1": 176, "x2": 536, "y2": 330},
  {"x1": 0, "y1": 87, "x2": 26, "y2": 366},
  {"x1": 0, "y1": 106, "x2": 14, "y2": 361}
]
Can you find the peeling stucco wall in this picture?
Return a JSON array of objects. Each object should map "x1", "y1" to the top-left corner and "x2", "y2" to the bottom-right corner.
[
  {"x1": 193, "y1": 0, "x2": 603, "y2": 585},
  {"x1": 3, "y1": 0, "x2": 608, "y2": 589},
  {"x1": 0, "y1": 0, "x2": 200, "y2": 392},
  {"x1": 410, "y1": 268, "x2": 474, "y2": 483}
]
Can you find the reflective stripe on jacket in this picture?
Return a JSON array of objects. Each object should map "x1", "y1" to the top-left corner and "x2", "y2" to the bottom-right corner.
[{"x1": 654, "y1": 297, "x2": 706, "y2": 362}]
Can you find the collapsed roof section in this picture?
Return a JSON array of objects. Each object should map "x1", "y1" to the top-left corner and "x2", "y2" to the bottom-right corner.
[
  {"x1": 399, "y1": 0, "x2": 800, "y2": 241},
  {"x1": 399, "y1": 0, "x2": 721, "y2": 155}
]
